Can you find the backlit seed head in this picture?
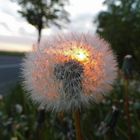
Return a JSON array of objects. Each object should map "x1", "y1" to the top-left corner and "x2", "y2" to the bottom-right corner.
[{"x1": 22, "y1": 33, "x2": 118, "y2": 112}]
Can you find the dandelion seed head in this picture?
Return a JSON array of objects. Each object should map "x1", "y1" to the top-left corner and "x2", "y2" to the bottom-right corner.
[{"x1": 22, "y1": 33, "x2": 118, "y2": 112}]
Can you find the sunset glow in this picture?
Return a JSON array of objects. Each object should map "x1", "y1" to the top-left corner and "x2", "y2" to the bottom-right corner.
[
  {"x1": 0, "y1": 42, "x2": 32, "y2": 52},
  {"x1": 63, "y1": 47, "x2": 90, "y2": 63},
  {"x1": 72, "y1": 48, "x2": 89, "y2": 62}
]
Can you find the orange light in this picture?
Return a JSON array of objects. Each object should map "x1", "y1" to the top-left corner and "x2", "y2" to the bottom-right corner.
[
  {"x1": 64, "y1": 48, "x2": 89, "y2": 62},
  {"x1": 73, "y1": 49, "x2": 88, "y2": 61}
]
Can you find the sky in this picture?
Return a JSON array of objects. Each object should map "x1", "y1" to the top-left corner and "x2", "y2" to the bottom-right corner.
[{"x1": 0, "y1": 0, "x2": 106, "y2": 52}]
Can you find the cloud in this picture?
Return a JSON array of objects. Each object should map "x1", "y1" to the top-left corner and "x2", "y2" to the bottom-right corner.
[
  {"x1": 0, "y1": 22, "x2": 11, "y2": 31},
  {"x1": 0, "y1": 0, "x2": 106, "y2": 51},
  {"x1": 0, "y1": 0, "x2": 105, "y2": 36},
  {"x1": 0, "y1": 35, "x2": 35, "y2": 45},
  {"x1": 66, "y1": 0, "x2": 105, "y2": 18},
  {"x1": 0, "y1": 0, "x2": 37, "y2": 37},
  {"x1": 66, "y1": 13, "x2": 96, "y2": 32},
  {"x1": 0, "y1": 0, "x2": 21, "y2": 20}
]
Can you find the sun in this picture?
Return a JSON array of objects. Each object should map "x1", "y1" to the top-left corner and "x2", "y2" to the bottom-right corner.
[
  {"x1": 74, "y1": 49, "x2": 88, "y2": 61},
  {"x1": 63, "y1": 47, "x2": 89, "y2": 62}
]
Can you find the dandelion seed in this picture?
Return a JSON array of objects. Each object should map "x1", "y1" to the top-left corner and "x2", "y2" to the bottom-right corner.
[{"x1": 22, "y1": 33, "x2": 118, "y2": 112}]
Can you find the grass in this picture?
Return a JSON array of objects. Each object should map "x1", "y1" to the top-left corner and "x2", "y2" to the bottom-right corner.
[
  {"x1": 0, "y1": 51, "x2": 25, "y2": 56},
  {"x1": 0, "y1": 78, "x2": 140, "y2": 140}
]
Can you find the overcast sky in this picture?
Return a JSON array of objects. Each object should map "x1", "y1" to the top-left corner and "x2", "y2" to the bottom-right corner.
[{"x1": 0, "y1": 0, "x2": 106, "y2": 52}]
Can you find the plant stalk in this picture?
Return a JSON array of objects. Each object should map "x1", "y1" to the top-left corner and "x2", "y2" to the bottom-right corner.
[
  {"x1": 124, "y1": 79, "x2": 132, "y2": 140},
  {"x1": 73, "y1": 110, "x2": 83, "y2": 140}
]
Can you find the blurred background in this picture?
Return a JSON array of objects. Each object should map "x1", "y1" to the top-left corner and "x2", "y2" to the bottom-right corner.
[{"x1": 0, "y1": 0, "x2": 140, "y2": 140}]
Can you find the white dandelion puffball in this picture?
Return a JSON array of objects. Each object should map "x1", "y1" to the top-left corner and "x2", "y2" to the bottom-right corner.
[{"x1": 22, "y1": 33, "x2": 118, "y2": 112}]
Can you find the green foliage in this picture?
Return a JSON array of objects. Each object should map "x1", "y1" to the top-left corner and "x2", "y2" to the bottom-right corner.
[
  {"x1": 13, "y1": 0, "x2": 69, "y2": 41},
  {"x1": 95, "y1": 0, "x2": 140, "y2": 69},
  {"x1": 0, "y1": 79, "x2": 140, "y2": 139}
]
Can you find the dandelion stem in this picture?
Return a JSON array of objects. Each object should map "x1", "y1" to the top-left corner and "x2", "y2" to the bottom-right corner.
[
  {"x1": 124, "y1": 79, "x2": 132, "y2": 140},
  {"x1": 73, "y1": 110, "x2": 83, "y2": 140}
]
